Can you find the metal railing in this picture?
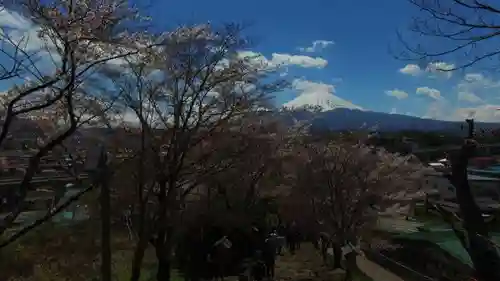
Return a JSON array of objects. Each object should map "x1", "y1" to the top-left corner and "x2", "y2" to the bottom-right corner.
[{"x1": 365, "y1": 251, "x2": 439, "y2": 281}]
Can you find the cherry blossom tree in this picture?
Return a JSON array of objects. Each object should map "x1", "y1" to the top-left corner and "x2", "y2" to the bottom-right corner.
[
  {"x1": 292, "y1": 140, "x2": 426, "y2": 270},
  {"x1": 100, "y1": 23, "x2": 287, "y2": 281},
  {"x1": 0, "y1": 0, "x2": 151, "y2": 243},
  {"x1": 184, "y1": 114, "x2": 304, "y2": 227}
]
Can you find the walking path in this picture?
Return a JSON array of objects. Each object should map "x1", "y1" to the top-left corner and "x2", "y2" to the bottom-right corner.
[
  {"x1": 274, "y1": 243, "x2": 406, "y2": 281},
  {"x1": 356, "y1": 256, "x2": 405, "y2": 281},
  {"x1": 274, "y1": 245, "x2": 323, "y2": 281}
]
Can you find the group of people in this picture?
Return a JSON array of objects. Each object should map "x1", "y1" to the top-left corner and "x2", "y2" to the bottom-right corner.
[
  {"x1": 241, "y1": 222, "x2": 302, "y2": 281},
  {"x1": 175, "y1": 221, "x2": 303, "y2": 281},
  {"x1": 175, "y1": 216, "x2": 372, "y2": 281}
]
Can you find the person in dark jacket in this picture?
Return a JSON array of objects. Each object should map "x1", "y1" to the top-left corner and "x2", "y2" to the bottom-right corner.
[{"x1": 263, "y1": 232, "x2": 279, "y2": 279}]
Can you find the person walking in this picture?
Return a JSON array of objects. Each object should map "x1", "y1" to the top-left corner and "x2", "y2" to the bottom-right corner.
[{"x1": 263, "y1": 231, "x2": 279, "y2": 279}]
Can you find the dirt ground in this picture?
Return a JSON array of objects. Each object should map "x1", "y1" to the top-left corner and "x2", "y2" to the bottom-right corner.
[
  {"x1": 274, "y1": 243, "x2": 384, "y2": 281},
  {"x1": 274, "y1": 244, "x2": 341, "y2": 281}
]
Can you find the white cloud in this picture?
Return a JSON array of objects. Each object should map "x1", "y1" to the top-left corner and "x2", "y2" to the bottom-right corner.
[
  {"x1": 385, "y1": 89, "x2": 409, "y2": 100},
  {"x1": 390, "y1": 108, "x2": 398, "y2": 114},
  {"x1": 399, "y1": 64, "x2": 421, "y2": 76},
  {"x1": 422, "y1": 72, "x2": 497, "y2": 120},
  {"x1": 426, "y1": 62, "x2": 455, "y2": 78},
  {"x1": 423, "y1": 99, "x2": 451, "y2": 120},
  {"x1": 399, "y1": 61, "x2": 455, "y2": 78},
  {"x1": 454, "y1": 72, "x2": 500, "y2": 104},
  {"x1": 458, "y1": 91, "x2": 483, "y2": 103},
  {"x1": 0, "y1": 8, "x2": 151, "y2": 78},
  {"x1": 238, "y1": 51, "x2": 328, "y2": 70},
  {"x1": 416, "y1": 87, "x2": 441, "y2": 100},
  {"x1": 0, "y1": 9, "x2": 58, "y2": 73},
  {"x1": 458, "y1": 72, "x2": 500, "y2": 90},
  {"x1": 298, "y1": 40, "x2": 334, "y2": 53},
  {"x1": 121, "y1": 109, "x2": 141, "y2": 125},
  {"x1": 461, "y1": 73, "x2": 500, "y2": 88},
  {"x1": 0, "y1": 8, "x2": 327, "y2": 78},
  {"x1": 454, "y1": 105, "x2": 500, "y2": 122},
  {"x1": 464, "y1": 73, "x2": 485, "y2": 83},
  {"x1": 421, "y1": 98, "x2": 500, "y2": 122},
  {"x1": 283, "y1": 79, "x2": 362, "y2": 111},
  {"x1": 0, "y1": 8, "x2": 31, "y2": 28},
  {"x1": 238, "y1": 51, "x2": 268, "y2": 68},
  {"x1": 271, "y1": 53, "x2": 327, "y2": 68}
]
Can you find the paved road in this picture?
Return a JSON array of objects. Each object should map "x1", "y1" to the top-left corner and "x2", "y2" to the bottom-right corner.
[{"x1": 357, "y1": 256, "x2": 405, "y2": 281}]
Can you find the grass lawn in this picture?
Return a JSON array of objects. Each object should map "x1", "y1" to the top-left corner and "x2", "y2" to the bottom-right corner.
[{"x1": 0, "y1": 223, "x2": 175, "y2": 281}]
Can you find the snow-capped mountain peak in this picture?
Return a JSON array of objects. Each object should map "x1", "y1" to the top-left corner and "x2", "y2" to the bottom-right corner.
[
  {"x1": 283, "y1": 89, "x2": 363, "y2": 111},
  {"x1": 283, "y1": 79, "x2": 363, "y2": 112}
]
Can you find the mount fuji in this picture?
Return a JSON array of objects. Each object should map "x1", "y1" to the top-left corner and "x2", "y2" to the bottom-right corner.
[
  {"x1": 283, "y1": 79, "x2": 363, "y2": 112},
  {"x1": 283, "y1": 89, "x2": 363, "y2": 111},
  {"x1": 280, "y1": 89, "x2": 500, "y2": 134}
]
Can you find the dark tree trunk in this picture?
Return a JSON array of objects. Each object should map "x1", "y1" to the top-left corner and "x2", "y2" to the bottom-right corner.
[
  {"x1": 332, "y1": 243, "x2": 342, "y2": 269},
  {"x1": 155, "y1": 241, "x2": 171, "y2": 281},
  {"x1": 450, "y1": 119, "x2": 500, "y2": 281},
  {"x1": 99, "y1": 148, "x2": 112, "y2": 281},
  {"x1": 131, "y1": 124, "x2": 148, "y2": 281},
  {"x1": 155, "y1": 178, "x2": 174, "y2": 281},
  {"x1": 344, "y1": 252, "x2": 357, "y2": 281},
  {"x1": 130, "y1": 234, "x2": 149, "y2": 281}
]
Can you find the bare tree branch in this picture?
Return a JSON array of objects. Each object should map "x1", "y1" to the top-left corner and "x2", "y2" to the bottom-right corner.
[{"x1": 396, "y1": 0, "x2": 500, "y2": 71}]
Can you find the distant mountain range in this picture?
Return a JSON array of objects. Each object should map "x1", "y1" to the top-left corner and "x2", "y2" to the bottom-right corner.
[
  {"x1": 281, "y1": 85, "x2": 500, "y2": 134},
  {"x1": 6, "y1": 108, "x2": 500, "y2": 144},
  {"x1": 287, "y1": 108, "x2": 500, "y2": 135}
]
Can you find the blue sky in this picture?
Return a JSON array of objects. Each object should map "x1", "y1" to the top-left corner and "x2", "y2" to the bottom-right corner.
[
  {"x1": 144, "y1": 0, "x2": 500, "y2": 122},
  {"x1": 150, "y1": 0, "x2": 414, "y2": 109},
  {"x1": 2, "y1": 0, "x2": 500, "y2": 122}
]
